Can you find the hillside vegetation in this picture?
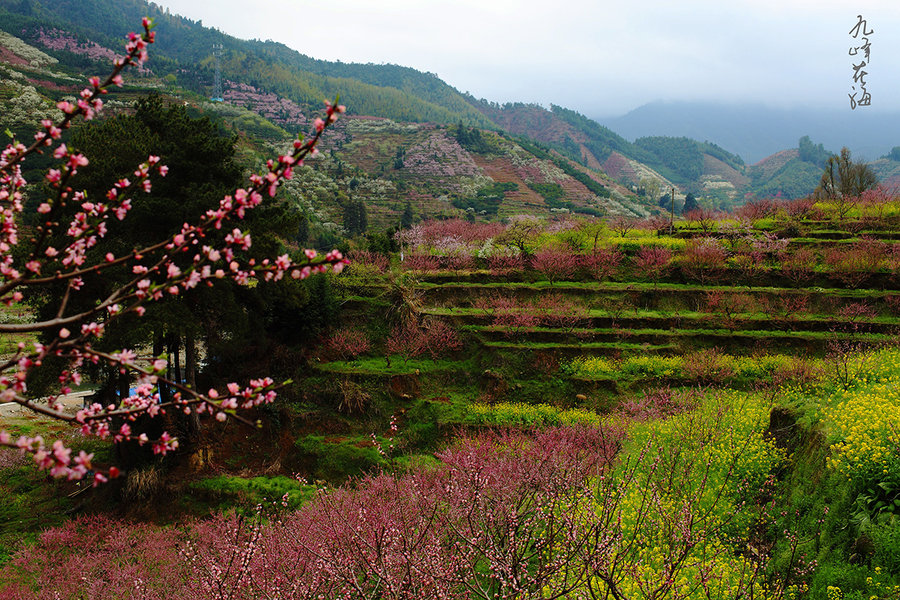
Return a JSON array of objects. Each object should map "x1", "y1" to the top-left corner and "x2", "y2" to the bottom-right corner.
[{"x1": 2, "y1": 0, "x2": 894, "y2": 208}]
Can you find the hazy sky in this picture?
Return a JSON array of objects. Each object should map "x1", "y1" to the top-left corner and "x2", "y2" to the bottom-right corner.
[{"x1": 154, "y1": 0, "x2": 900, "y2": 118}]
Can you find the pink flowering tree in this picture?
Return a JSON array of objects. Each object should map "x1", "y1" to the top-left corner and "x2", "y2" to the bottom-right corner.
[
  {"x1": 585, "y1": 247, "x2": 623, "y2": 282},
  {"x1": 0, "y1": 18, "x2": 348, "y2": 484},
  {"x1": 679, "y1": 237, "x2": 728, "y2": 284},
  {"x1": 532, "y1": 248, "x2": 579, "y2": 285},
  {"x1": 632, "y1": 246, "x2": 671, "y2": 285}
]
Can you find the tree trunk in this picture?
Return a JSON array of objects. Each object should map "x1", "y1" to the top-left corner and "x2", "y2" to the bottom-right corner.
[
  {"x1": 117, "y1": 368, "x2": 130, "y2": 402},
  {"x1": 154, "y1": 330, "x2": 168, "y2": 403},
  {"x1": 184, "y1": 332, "x2": 200, "y2": 436},
  {"x1": 169, "y1": 333, "x2": 182, "y2": 387}
]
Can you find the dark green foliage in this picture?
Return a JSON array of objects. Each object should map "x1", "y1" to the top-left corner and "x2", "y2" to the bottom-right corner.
[
  {"x1": 572, "y1": 206, "x2": 603, "y2": 217},
  {"x1": 528, "y1": 182, "x2": 565, "y2": 202},
  {"x1": 682, "y1": 192, "x2": 699, "y2": 214},
  {"x1": 365, "y1": 230, "x2": 398, "y2": 254},
  {"x1": 545, "y1": 153, "x2": 610, "y2": 198},
  {"x1": 514, "y1": 137, "x2": 552, "y2": 161},
  {"x1": 452, "y1": 181, "x2": 517, "y2": 215},
  {"x1": 749, "y1": 158, "x2": 823, "y2": 200},
  {"x1": 311, "y1": 225, "x2": 344, "y2": 253},
  {"x1": 393, "y1": 146, "x2": 405, "y2": 169},
  {"x1": 634, "y1": 136, "x2": 705, "y2": 182},
  {"x1": 455, "y1": 123, "x2": 492, "y2": 153},
  {"x1": 292, "y1": 274, "x2": 339, "y2": 344},
  {"x1": 295, "y1": 214, "x2": 309, "y2": 244},
  {"x1": 549, "y1": 104, "x2": 657, "y2": 165},
  {"x1": 35, "y1": 95, "x2": 244, "y2": 377},
  {"x1": 699, "y1": 140, "x2": 744, "y2": 170},
  {"x1": 0, "y1": 0, "x2": 495, "y2": 127},
  {"x1": 528, "y1": 182, "x2": 574, "y2": 211},
  {"x1": 560, "y1": 135, "x2": 583, "y2": 163},
  {"x1": 798, "y1": 135, "x2": 831, "y2": 168},
  {"x1": 515, "y1": 135, "x2": 612, "y2": 203},
  {"x1": 343, "y1": 198, "x2": 368, "y2": 236},
  {"x1": 400, "y1": 201, "x2": 414, "y2": 229},
  {"x1": 73, "y1": 94, "x2": 241, "y2": 243}
]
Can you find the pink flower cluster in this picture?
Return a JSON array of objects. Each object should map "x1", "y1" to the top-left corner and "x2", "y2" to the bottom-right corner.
[
  {"x1": 395, "y1": 219, "x2": 504, "y2": 254},
  {"x1": 33, "y1": 27, "x2": 122, "y2": 66},
  {"x1": 402, "y1": 131, "x2": 480, "y2": 179},
  {"x1": 1, "y1": 427, "x2": 626, "y2": 599},
  {"x1": 0, "y1": 19, "x2": 349, "y2": 482},
  {"x1": 223, "y1": 81, "x2": 308, "y2": 129}
]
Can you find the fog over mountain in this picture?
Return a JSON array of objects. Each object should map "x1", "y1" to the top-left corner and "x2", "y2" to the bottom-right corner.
[{"x1": 599, "y1": 101, "x2": 900, "y2": 164}]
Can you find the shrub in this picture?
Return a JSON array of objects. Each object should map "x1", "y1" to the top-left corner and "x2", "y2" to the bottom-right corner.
[
  {"x1": 682, "y1": 347, "x2": 734, "y2": 383},
  {"x1": 535, "y1": 295, "x2": 589, "y2": 330},
  {"x1": 402, "y1": 252, "x2": 439, "y2": 272},
  {"x1": 324, "y1": 328, "x2": 371, "y2": 360},
  {"x1": 486, "y1": 251, "x2": 523, "y2": 275},
  {"x1": 619, "y1": 386, "x2": 695, "y2": 421},
  {"x1": 824, "y1": 240, "x2": 886, "y2": 287},
  {"x1": 385, "y1": 319, "x2": 462, "y2": 362},
  {"x1": 346, "y1": 250, "x2": 389, "y2": 275},
  {"x1": 781, "y1": 247, "x2": 818, "y2": 285}
]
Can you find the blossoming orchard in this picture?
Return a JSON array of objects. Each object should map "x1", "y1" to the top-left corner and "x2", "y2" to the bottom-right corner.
[
  {"x1": 1, "y1": 7, "x2": 900, "y2": 600},
  {"x1": 0, "y1": 18, "x2": 347, "y2": 484}
]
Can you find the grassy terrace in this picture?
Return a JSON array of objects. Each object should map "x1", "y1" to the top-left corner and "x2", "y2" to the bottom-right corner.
[
  {"x1": 414, "y1": 280, "x2": 900, "y2": 295},
  {"x1": 467, "y1": 324, "x2": 894, "y2": 342},
  {"x1": 9, "y1": 197, "x2": 900, "y2": 595},
  {"x1": 427, "y1": 306, "x2": 900, "y2": 327}
]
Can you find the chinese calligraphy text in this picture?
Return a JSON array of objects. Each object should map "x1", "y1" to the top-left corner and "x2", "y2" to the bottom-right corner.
[{"x1": 848, "y1": 14, "x2": 872, "y2": 109}]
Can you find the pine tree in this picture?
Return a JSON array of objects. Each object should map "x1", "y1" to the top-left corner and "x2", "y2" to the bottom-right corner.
[
  {"x1": 343, "y1": 198, "x2": 368, "y2": 236},
  {"x1": 682, "y1": 192, "x2": 699, "y2": 214},
  {"x1": 400, "y1": 201, "x2": 414, "y2": 229}
]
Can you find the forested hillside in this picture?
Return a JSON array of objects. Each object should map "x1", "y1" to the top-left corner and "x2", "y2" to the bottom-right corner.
[
  {"x1": 1, "y1": 0, "x2": 896, "y2": 209},
  {"x1": 0, "y1": 0, "x2": 496, "y2": 127}
]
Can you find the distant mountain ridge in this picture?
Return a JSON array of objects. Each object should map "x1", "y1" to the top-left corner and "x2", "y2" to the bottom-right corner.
[{"x1": 601, "y1": 101, "x2": 900, "y2": 164}]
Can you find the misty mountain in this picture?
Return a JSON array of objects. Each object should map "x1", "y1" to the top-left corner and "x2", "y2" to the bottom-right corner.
[{"x1": 600, "y1": 101, "x2": 900, "y2": 164}]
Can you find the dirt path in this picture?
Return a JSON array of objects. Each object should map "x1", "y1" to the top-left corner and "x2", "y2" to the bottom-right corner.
[{"x1": 0, "y1": 390, "x2": 94, "y2": 419}]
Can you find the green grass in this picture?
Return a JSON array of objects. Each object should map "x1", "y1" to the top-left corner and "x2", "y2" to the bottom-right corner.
[
  {"x1": 295, "y1": 434, "x2": 387, "y2": 482},
  {"x1": 482, "y1": 340, "x2": 675, "y2": 352},
  {"x1": 0, "y1": 308, "x2": 36, "y2": 360},
  {"x1": 186, "y1": 475, "x2": 318, "y2": 514},
  {"x1": 0, "y1": 464, "x2": 76, "y2": 566},
  {"x1": 316, "y1": 355, "x2": 474, "y2": 376}
]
